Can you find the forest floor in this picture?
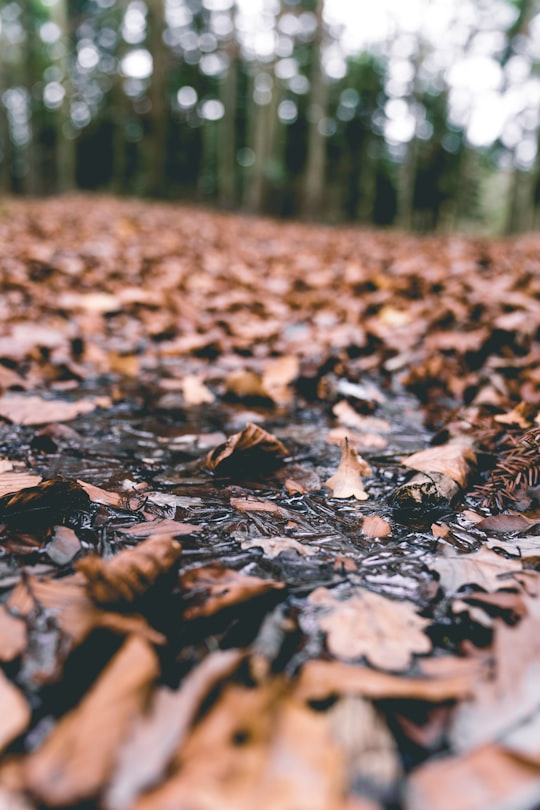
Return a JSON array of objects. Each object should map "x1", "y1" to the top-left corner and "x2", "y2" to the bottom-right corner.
[{"x1": 0, "y1": 195, "x2": 539, "y2": 810}]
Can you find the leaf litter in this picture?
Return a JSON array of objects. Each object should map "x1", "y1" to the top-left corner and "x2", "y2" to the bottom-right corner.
[{"x1": 0, "y1": 197, "x2": 539, "y2": 808}]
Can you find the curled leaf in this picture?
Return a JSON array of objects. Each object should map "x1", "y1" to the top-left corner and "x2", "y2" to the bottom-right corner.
[
  {"x1": 205, "y1": 422, "x2": 288, "y2": 476},
  {"x1": 325, "y1": 439, "x2": 371, "y2": 500}
]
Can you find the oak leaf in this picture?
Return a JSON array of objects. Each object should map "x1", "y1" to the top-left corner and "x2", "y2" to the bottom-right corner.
[
  {"x1": 180, "y1": 563, "x2": 285, "y2": 619},
  {"x1": 325, "y1": 439, "x2": 371, "y2": 500},
  {"x1": 430, "y1": 545, "x2": 538, "y2": 596},
  {"x1": 309, "y1": 587, "x2": 431, "y2": 671}
]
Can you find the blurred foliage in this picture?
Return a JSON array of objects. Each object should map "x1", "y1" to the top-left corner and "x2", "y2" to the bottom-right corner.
[{"x1": 1, "y1": 0, "x2": 540, "y2": 231}]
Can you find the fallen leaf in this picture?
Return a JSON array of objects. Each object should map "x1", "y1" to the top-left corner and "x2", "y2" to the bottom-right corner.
[
  {"x1": 402, "y1": 442, "x2": 476, "y2": 488},
  {"x1": 77, "y1": 480, "x2": 143, "y2": 509},
  {"x1": 0, "y1": 605, "x2": 27, "y2": 662},
  {"x1": 476, "y1": 513, "x2": 540, "y2": 534},
  {"x1": 325, "y1": 439, "x2": 371, "y2": 500},
  {"x1": 309, "y1": 587, "x2": 431, "y2": 671},
  {"x1": 0, "y1": 394, "x2": 108, "y2": 425},
  {"x1": 240, "y1": 535, "x2": 317, "y2": 558},
  {"x1": 261, "y1": 355, "x2": 299, "y2": 404},
  {"x1": 46, "y1": 525, "x2": 81, "y2": 566},
  {"x1": 105, "y1": 649, "x2": 244, "y2": 810},
  {"x1": 362, "y1": 515, "x2": 392, "y2": 538},
  {"x1": 116, "y1": 518, "x2": 201, "y2": 539},
  {"x1": 0, "y1": 671, "x2": 30, "y2": 753},
  {"x1": 76, "y1": 534, "x2": 183, "y2": 605},
  {"x1": 24, "y1": 636, "x2": 159, "y2": 806},
  {"x1": 430, "y1": 545, "x2": 538, "y2": 595},
  {"x1": 180, "y1": 375, "x2": 215, "y2": 405},
  {"x1": 0, "y1": 469, "x2": 43, "y2": 499},
  {"x1": 327, "y1": 428, "x2": 388, "y2": 451},
  {"x1": 205, "y1": 422, "x2": 288, "y2": 475},
  {"x1": 294, "y1": 658, "x2": 481, "y2": 703},
  {"x1": 333, "y1": 401, "x2": 390, "y2": 433},
  {"x1": 0, "y1": 479, "x2": 91, "y2": 528},
  {"x1": 405, "y1": 744, "x2": 540, "y2": 810},
  {"x1": 180, "y1": 563, "x2": 285, "y2": 619}
]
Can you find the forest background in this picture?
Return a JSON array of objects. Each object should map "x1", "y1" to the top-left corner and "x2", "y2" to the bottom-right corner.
[{"x1": 1, "y1": 0, "x2": 540, "y2": 234}]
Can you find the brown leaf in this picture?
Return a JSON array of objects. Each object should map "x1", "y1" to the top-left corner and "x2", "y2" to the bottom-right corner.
[
  {"x1": 180, "y1": 563, "x2": 285, "y2": 619},
  {"x1": 294, "y1": 658, "x2": 481, "y2": 703},
  {"x1": 8, "y1": 574, "x2": 164, "y2": 681},
  {"x1": 24, "y1": 636, "x2": 159, "y2": 806},
  {"x1": 105, "y1": 649, "x2": 244, "y2": 810},
  {"x1": 476, "y1": 512, "x2": 540, "y2": 534},
  {"x1": 0, "y1": 394, "x2": 107, "y2": 426},
  {"x1": 431, "y1": 545, "x2": 537, "y2": 595},
  {"x1": 77, "y1": 479, "x2": 143, "y2": 509},
  {"x1": 116, "y1": 518, "x2": 201, "y2": 539},
  {"x1": 132, "y1": 681, "x2": 348, "y2": 810},
  {"x1": 402, "y1": 441, "x2": 476, "y2": 488},
  {"x1": 0, "y1": 671, "x2": 30, "y2": 753},
  {"x1": 309, "y1": 587, "x2": 431, "y2": 671},
  {"x1": 362, "y1": 515, "x2": 392, "y2": 538},
  {"x1": 405, "y1": 744, "x2": 540, "y2": 810},
  {"x1": 205, "y1": 422, "x2": 288, "y2": 474},
  {"x1": 327, "y1": 427, "x2": 388, "y2": 451},
  {"x1": 325, "y1": 439, "x2": 371, "y2": 500},
  {"x1": 0, "y1": 469, "x2": 43, "y2": 499},
  {"x1": 0, "y1": 605, "x2": 27, "y2": 662},
  {"x1": 332, "y1": 402, "x2": 391, "y2": 433},
  {"x1": 0, "y1": 479, "x2": 91, "y2": 528},
  {"x1": 76, "y1": 534, "x2": 182, "y2": 606},
  {"x1": 261, "y1": 355, "x2": 299, "y2": 404},
  {"x1": 46, "y1": 525, "x2": 81, "y2": 566},
  {"x1": 240, "y1": 535, "x2": 317, "y2": 558},
  {"x1": 180, "y1": 375, "x2": 215, "y2": 405}
]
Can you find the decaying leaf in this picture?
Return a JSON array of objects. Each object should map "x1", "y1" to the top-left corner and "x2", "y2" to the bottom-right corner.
[
  {"x1": 294, "y1": 658, "x2": 481, "y2": 703},
  {"x1": 0, "y1": 393, "x2": 109, "y2": 426},
  {"x1": 116, "y1": 518, "x2": 201, "y2": 539},
  {"x1": 240, "y1": 535, "x2": 317, "y2": 558},
  {"x1": 402, "y1": 441, "x2": 476, "y2": 488},
  {"x1": 105, "y1": 649, "x2": 244, "y2": 810},
  {"x1": 309, "y1": 587, "x2": 431, "y2": 671},
  {"x1": 205, "y1": 422, "x2": 288, "y2": 475},
  {"x1": 362, "y1": 515, "x2": 392, "y2": 538},
  {"x1": 0, "y1": 479, "x2": 91, "y2": 528},
  {"x1": 0, "y1": 468, "x2": 43, "y2": 499},
  {"x1": 475, "y1": 513, "x2": 540, "y2": 534},
  {"x1": 24, "y1": 636, "x2": 159, "y2": 806},
  {"x1": 405, "y1": 743, "x2": 540, "y2": 810},
  {"x1": 325, "y1": 439, "x2": 372, "y2": 500},
  {"x1": 0, "y1": 605, "x2": 27, "y2": 662},
  {"x1": 131, "y1": 681, "x2": 349, "y2": 810},
  {"x1": 430, "y1": 545, "x2": 538, "y2": 596},
  {"x1": 0, "y1": 671, "x2": 30, "y2": 753},
  {"x1": 76, "y1": 534, "x2": 183, "y2": 605},
  {"x1": 180, "y1": 563, "x2": 285, "y2": 619}
]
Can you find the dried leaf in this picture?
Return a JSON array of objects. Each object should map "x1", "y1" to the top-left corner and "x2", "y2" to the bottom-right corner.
[
  {"x1": 402, "y1": 442, "x2": 476, "y2": 488},
  {"x1": 180, "y1": 563, "x2": 285, "y2": 619},
  {"x1": 406, "y1": 744, "x2": 540, "y2": 810},
  {"x1": 0, "y1": 671, "x2": 30, "y2": 753},
  {"x1": 105, "y1": 649, "x2": 244, "y2": 810},
  {"x1": 309, "y1": 587, "x2": 431, "y2": 671},
  {"x1": 0, "y1": 605, "x2": 27, "y2": 662},
  {"x1": 0, "y1": 470, "x2": 43, "y2": 499},
  {"x1": 24, "y1": 636, "x2": 159, "y2": 806},
  {"x1": 295, "y1": 658, "x2": 481, "y2": 703},
  {"x1": 362, "y1": 515, "x2": 392, "y2": 538},
  {"x1": 431, "y1": 545, "x2": 538, "y2": 595},
  {"x1": 332, "y1": 402, "x2": 391, "y2": 433},
  {"x1": 46, "y1": 525, "x2": 81, "y2": 566},
  {"x1": 0, "y1": 394, "x2": 107, "y2": 426},
  {"x1": 205, "y1": 422, "x2": 288, "y2": 475},
  {"x1": 240, "y1": 535, "x2": 317, "y2": 558},
  {"x1": 180, "y1": 375, "x2": 215, "y2": 405},
  {"x1": 76, "y1": 534, "x2": 182, "y2": 605},
  {"x1": 116, "y1": 518, "x2": 201, "y2": 539},
  {"x1": 325, "y1": 439, "x2": 371, "y2": 500},
  {"x1": 476, "y1": 513, "x2": 540, "y2": 534}
]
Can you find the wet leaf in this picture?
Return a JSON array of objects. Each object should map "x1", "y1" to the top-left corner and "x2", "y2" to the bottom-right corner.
[
  {"x1": 0, "y1": 671, "x2": 30, "y2": 753},
  {"x1": 430, "y1": 546, "x2": 538, "y2": 595},
  {"x1": 76, "y1": 534, "x2": 183, "y2": 606},
  {"x1": 0, "y1": 479, "x2": 91, "y2": 528},
  {"x1": 362, "y1": 515, "x2": 392, "y2": 538},
  {"x1": 205, "y1": 422, "x2": 288, "y2": 475},
  {"x1": 0, "y1": 393, "x2": 109, "y2": 425},
  {"x1": 309, "y1": 587, "x2": 431, "y2": 671},
  {"x1": 24, "y1": 636, "x2": 159, "y2": 806},
  {"x1": 325, "y1": 439, "x2": 371, "y2": 500},
  {"x1": 180, "y1": 563, "x2": 285, "y2": 619},
  {"x1": 402, "y1": 442, "x2": 476, "y2": 488},
  {"x1": 240, "y1": 535, "x2": 317, "y2": 558},
  {"x1": 476, "y1": 513, "x2": 540, "y2": 534}
]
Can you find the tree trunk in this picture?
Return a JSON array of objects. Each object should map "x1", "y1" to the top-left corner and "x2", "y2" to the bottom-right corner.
[
  {"x1": 218, "y1": 44, "x2": 238, "y2": 208},
  {"x1": 301, "y1": 0, "x2": 328, "y2": 219},
  {"x1": 146, "y1": 0, "x2": 167, "y2": 196}
]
